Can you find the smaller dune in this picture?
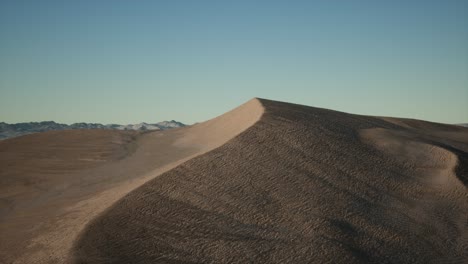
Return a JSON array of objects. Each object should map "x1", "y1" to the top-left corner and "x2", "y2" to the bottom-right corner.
[
  {"x1": 0, "y1": 129, "x2": 138, "y2": 211},
  {"x1": 0, "y1": 129, "x2": 138, "y2": 262},
  {"x1": 361, "y1": 128, "x2": 460, "y2": 185}
]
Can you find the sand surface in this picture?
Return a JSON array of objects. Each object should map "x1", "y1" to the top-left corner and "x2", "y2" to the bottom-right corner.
[
  {"x1": 73, "y1": 99, "x2": 467, "y2": 264},
  {"x1": 1, "y1": 98, "x2": 467, "y2": 263},
  {"x1": 0, "y1": 99, "x2": 264, "y2": 264}
]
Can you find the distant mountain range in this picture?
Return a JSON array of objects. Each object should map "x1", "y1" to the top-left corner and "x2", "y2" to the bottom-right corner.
[
  {"x1": 457, "y1": 123, "x2": 468, "y2": 127},
  {"x1": 0, "y1": 120, "x2": 186, "y2": 140}
]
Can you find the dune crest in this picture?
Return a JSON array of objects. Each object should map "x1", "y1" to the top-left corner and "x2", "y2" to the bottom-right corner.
[
  {"x1": 72, "y1": 99, "x2": 468, "y2": 264},
  {"x1": 175, "y1": 98, "x2": 264, "y2": 151}
]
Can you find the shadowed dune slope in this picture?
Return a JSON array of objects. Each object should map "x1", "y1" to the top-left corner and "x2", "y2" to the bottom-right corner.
[{"x1": 73, "y1": 99, "x2": 468, "y2": 264}]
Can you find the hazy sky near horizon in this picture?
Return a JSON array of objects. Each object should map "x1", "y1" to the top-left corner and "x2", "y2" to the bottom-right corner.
[{"x1": 1, "y1": 1, "x2": 467, "y2": 124}]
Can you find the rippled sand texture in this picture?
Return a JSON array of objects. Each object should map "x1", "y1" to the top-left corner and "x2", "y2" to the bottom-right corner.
[{"x1": 73, "y1": 99, "x2": 468, "y2": 264}]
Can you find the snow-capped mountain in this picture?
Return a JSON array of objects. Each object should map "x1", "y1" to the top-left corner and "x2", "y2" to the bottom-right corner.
[
  {"x1": 111, "y1": 120, "x2": 185, "y2": 131},
  {"x1": 0, "y1": 120, "x2": 186, "y2": 140}
]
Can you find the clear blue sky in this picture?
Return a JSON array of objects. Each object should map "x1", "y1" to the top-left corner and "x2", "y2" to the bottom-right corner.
[{"x1": 1, "y1": 1, "x2": 467, "y2": 124}]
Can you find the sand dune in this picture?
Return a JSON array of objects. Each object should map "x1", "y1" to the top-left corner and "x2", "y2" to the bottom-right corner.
[
  {"x1": 1, "y1": 98, "x2": 467, "y2": 263},
  {"x1": 72, "y1": 99, "x2": 468, "y2": 264},
  {"x1": 0, "y1": 99, "x2": 263, "y2": 263}
]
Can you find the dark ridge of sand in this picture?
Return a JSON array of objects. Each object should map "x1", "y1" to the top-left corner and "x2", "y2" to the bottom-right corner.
[
  {"x1": 72, "y1": 99, "x2": 468, "y2": 264},
  {"x1": 0, "y1": 100, "x2": 263, "y2": 263}
]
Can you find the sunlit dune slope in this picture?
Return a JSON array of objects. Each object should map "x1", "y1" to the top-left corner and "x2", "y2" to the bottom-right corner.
[
  {"x1": 73, "y1": 99, "x2": 468, "y2": 264},
  {"x1": 0, "y1": 99, "x2": 264, "y2": 264}
]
